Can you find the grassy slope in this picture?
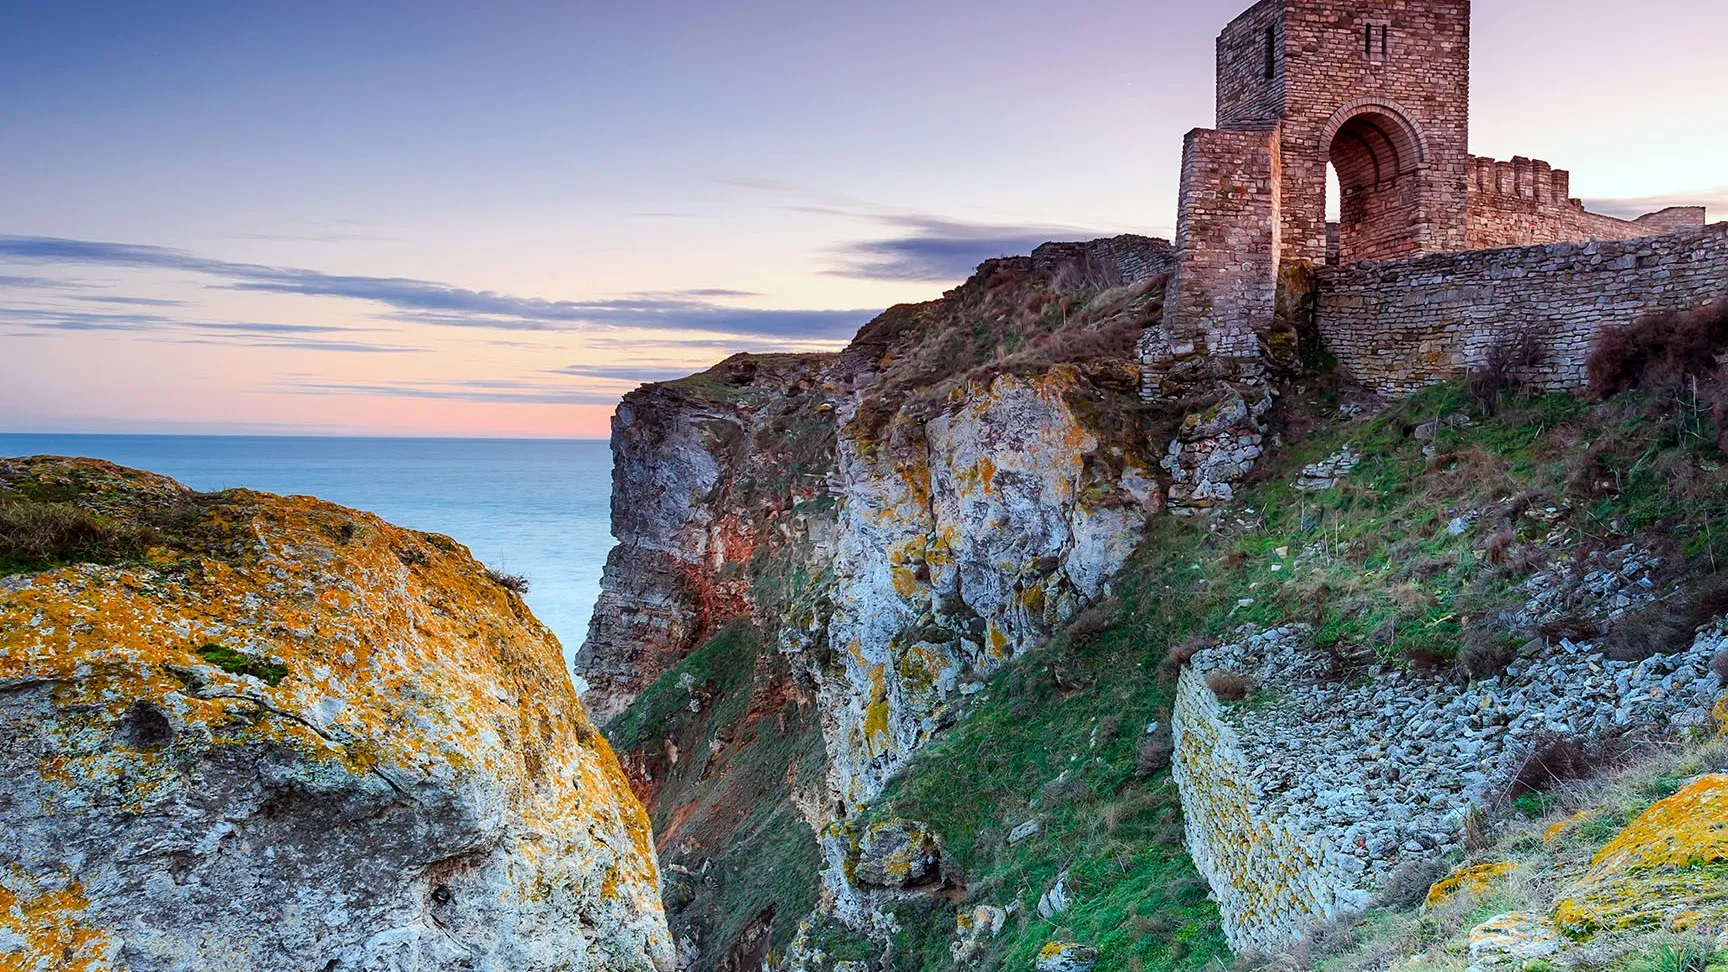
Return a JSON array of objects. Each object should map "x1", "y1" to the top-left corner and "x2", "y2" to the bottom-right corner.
[
  {"x1": 608, "y1": 623, "x2": 830, "y2": 970},
  {"x1": 839, "y1": 377, "x2": 1728, "y2": 971}
]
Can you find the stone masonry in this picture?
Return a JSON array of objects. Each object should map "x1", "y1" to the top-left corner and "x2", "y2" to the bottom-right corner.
[
  {"x1": 1142, "y1": 0, "x2": 1716, "y2": 406},
  {"x1": 1316, "y1": 223, "x2": 1728, "y2": 395}
]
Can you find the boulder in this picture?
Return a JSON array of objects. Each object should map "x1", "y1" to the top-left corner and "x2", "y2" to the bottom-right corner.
[
  {"x1": 0, "y1": 457, "x2": 673, "y2": 972},
  {"x1": 850, "y1": 817, "x2": 943, "y2": 889},
  {"x1": 1034, "y1": 942, "x2": 1097, "y2": 972}
]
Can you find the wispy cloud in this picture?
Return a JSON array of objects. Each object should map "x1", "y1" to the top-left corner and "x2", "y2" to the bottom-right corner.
[
  {"x1": 824, "y1": 214, "x2": 1105, "y2": 282},
  {"x1": 0, "y1": 235, "x2": 875, "y2": 340},
  {"x1": 281, "y1": 376, "x2": 630, "y2": 405},
  {"x1": 74, "y1": 295, "x2": 187, "y2": 307},
  {"x1": 1585, "y1": 187, "x2": 1725, "y2": 222},
  {"x1": 549, "y1": 362, "x2": 710, "y2": 383},
  {"x1": 0, "y1": 305, "x2": 426, "y2": 353}
]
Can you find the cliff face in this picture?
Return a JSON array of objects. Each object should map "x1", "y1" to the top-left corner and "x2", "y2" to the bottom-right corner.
[
  {"x1": 579, "y1": 354, "x2": 836, "y2": 725},
  {"x1": 812, "y1": 365, "x2": 1163, "y2": 809},
  {"x1": 0, "y1": 457, "x2": 673, "y2": 972},
  {"x1": 577, "y1": 236, "x2": 1176, "y2": 966}
]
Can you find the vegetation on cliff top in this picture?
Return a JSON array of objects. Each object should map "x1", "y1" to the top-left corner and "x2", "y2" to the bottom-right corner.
[{"x1": 832, "y1": 364, "x2": 1728, "y2": 971}]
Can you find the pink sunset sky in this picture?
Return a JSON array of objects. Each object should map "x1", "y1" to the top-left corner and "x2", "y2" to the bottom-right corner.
[{"x1": 3, "y1": 0, "x2": 1724, "y2": 438}]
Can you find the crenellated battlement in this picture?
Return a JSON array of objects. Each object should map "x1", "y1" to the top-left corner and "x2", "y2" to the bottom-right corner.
[
  {"x1": 1464, "y1": 152, "x2": 1707, "y2": 251},
  {"x1": 1468, "y1": 155, "x2": 1574, "y2": 208}
]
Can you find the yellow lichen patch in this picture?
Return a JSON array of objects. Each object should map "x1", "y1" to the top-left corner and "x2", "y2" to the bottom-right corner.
[
  {"x1": 1424, "y1": 861, "x2": 1515, "y2": 911},
  {"x1": 862, "y1": 664, "x2": 892, "y2": 756},
  {"x1": 890, "y1": 566, "x2": 920, "y2": 599},
  {"x1": 1545, "y1": 808, "x2": 1597, "y2": 844},
  {"x1": 894, "y1": 642, "x2": 949, "y2": 709},
  {"x1": 1552, "y1": 774, "x2": 1728, "y2": 937},
  {"x1": 0, "y1": 873, "x2": 117, "y2": 972},
  {"x1": 987, "y1": 622, "x2": 1010, "y2": 660},
  {"x1": 0, "y1": 457, "x2": 670, "y2": 963},
  {"x1": 1714, "y1": 693, "x2": 1728, "y2": 735}
]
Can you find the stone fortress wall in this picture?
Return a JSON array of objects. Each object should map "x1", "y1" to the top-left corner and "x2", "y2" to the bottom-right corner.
[
  {"x1": 1463, "y1": 154, "x2": 1706, "y2": 252},
  {"x1": 1144, "y1": 0, "x2": 1721, "y2": 404},
  {"x1": 1318, "y1": 223, "x2": 1728, "y2": 396}
]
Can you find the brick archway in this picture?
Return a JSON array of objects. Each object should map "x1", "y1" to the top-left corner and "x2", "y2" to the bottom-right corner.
[{"x1": 1322, "y1": 99, "x2": 1429, "y2": 264}]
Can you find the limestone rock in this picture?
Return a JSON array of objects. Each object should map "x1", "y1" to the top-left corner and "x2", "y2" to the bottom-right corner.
[
  {"x1": 1037, "y1": 874, "x2": 1072, "y2": 919},
  {"x1": 1034, "y1": 942, "x2": 1097, "y2": 972},
  {"x1": 1553, "y1": 773, "x2": 1728, "y2": 937},
  {"x1": 0, "y1": 457, "x2": 673, "y2": 972},
  {"x1": 849, "y1": 818, "x2": 943, "y2": 889},
  {"x1": 1466, "y1": 912, "x2": 1567, "y2": 972},
  {"x1": 949, "y1": 904, "x2": 1006, "y2": 964}
]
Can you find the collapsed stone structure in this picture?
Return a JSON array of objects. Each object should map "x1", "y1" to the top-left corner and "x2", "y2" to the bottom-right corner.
[{"x1": 1141, "y1": 0, "x2": 1722, "y2": 513}]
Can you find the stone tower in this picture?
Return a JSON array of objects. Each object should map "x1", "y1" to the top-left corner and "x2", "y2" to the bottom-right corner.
[{"x1": 1150, "y1": 0, "x2": 1471, "y2": 385}]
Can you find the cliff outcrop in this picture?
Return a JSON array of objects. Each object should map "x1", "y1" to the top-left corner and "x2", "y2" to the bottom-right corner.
[
  {"x1": 577, "y1": 237, "x2": 1177, "y2": 966},
  {"x1": 587, "y1": 218, "x2": 1728, "y2": 971},
  {"x1": 0, "y1": 457, "x2": 673, "y2": 972}
]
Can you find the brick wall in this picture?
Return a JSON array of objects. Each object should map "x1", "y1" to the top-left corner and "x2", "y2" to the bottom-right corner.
[
  {"x1": 1276, "y1": 0, "x2": 1472, "y2": 265},
  {"x1": 1466, "y1": 154, "x2": 1707, "y2": 250},
  {"x1": 1162, "y1": 127, "x2": 1281, "y2": 363},
  {"x1": 1316, "y1": 223, "x2": 1728, "y2": 395},
  {"x1": 1217, "y1": 0, "x2": 1286, "y2": 128}
]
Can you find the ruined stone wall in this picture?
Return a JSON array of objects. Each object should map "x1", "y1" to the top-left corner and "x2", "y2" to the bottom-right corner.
[
  {"x1": 1465, "y1": 154, "x2": 1708, "y2": 250},
  {"x1": 1172, "y1": 652, "x2": 1368, "y2": 953},
  {"x1": 1316, "y1": 223, "x2": 1728, "y2": 396},
  {"x1": 1176, "y1": 609, "x2": 1726, "y2": 955},
  {"x1": 1157, "y1": 126, "x2": 1280, "y2": 371}
]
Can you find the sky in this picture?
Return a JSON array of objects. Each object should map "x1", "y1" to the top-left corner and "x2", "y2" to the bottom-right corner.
[{"x1": 3, "y1": 0, "x2": 1725, "y2": 438}]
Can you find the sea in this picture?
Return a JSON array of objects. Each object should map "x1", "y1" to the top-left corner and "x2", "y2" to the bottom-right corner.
[{"x1": 0, "y1": 434, "x2": 614, "y2": 669}]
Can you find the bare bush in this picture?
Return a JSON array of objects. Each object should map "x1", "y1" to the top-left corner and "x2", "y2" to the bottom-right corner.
[
  {"x1": 1206, "y1": 671, "x2": 1253, "y2": 702},
  {"x1": 1588, "y1": 299, "x2": 1728, "y2": 398},
  {"x1": 486, "y1": 568, "x2": 531, "y2": 594},
  {"x1": 1469, "y1": 332, "x2": 1545, "y2": 412}
]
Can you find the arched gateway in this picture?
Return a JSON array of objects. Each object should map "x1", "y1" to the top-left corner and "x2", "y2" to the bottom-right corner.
[
  {"x1": 1145, "y1": 0, "x2": 1707, "y2": 401},
  {"x1": 1158, "y1": 0, "x2": 1471, "y2": 377}
]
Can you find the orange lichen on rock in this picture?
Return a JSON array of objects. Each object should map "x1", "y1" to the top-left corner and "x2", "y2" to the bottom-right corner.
[
  {"x1": 1424, "y1": 861, "x2": 1515, "y2": 911},
  {"x1": 1552, "y1": 773, "x2": 1728, "y2": 937},
  {"x1": 0, "y1": 456, "x2": 673, "y2": 972}
]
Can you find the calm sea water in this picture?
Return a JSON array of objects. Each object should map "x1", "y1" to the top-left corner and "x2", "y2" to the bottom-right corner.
[{"x1": 0, "y1": 434, "x2": 613, "y2": 668}]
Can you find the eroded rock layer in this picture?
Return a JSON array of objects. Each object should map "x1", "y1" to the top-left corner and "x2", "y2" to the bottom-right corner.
[{"x1": 577, "y1": 236, "x2": 1176, "y2": 965}]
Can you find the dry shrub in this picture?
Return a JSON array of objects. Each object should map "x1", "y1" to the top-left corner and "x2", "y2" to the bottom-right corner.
[
  {"x1": 1469, "y1": 331, "x2": 1546, "y2": 412},
  {"x1": 1136, "y1": 724, "x2": 1174, "y2": 779},
  {"x1": 1460, "y1": 806, "x2": 1492, "y2": 853},
  {"x1": 1588, "y1": 299, "x2": 1728, "y2": 398},
  {"x1": 1205, "y1": 671, "x2": 1253, "y2": 702},
  {"x1": 1535, "y1": 615, "x2": 1603, "y2": 643},
  {"x1": 1460, "y1": 631, "x2": 1522, "y2": 679},
  {"x1": 1512, "y1": 736, "x2": 1597, "y2": 797},
  {"x1": 486, "y1": 568, "x2": 531, "y2": 594},
  {"x1": 0, "y1": 498, "x2": 154, "y2": 571},
  {"x1": 1374, "y1": 856, "x2": 1452, "y2": 909},
  {"x1": 1482, "y1": 529, "x2": 1515, "y2": 566},
  {"x1": 1064, "y1": 596, "x2": 1121, "y2": 650},
  {"x1": 1160, "y1": 634, "x2": 1213, "y2": 680},
  {"x1": 1404, "y1": 644, "x2": 1452, "y2": 674},
  {"x1": 1421, "y1": 446, "x2": 1512, "y2": 501},
  {"x1": 1606, "y1": 580, "x2": 1728, "y2": 661}
]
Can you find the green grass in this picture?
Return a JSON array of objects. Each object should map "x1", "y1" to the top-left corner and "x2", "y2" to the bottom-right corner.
[
  {"x1": 195, "y1": 643, "x2": 288, "y2": 686},
  {"x1": 607, "y1": 622, "x2": 828, "y2": 971}
]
